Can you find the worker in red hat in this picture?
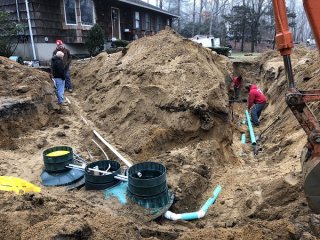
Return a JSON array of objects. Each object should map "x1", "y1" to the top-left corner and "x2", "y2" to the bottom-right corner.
[{"x1": 53, "y1": 40, "x2": 73, "y2": 92}]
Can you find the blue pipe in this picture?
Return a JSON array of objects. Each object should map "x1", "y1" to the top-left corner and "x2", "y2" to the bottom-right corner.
[
  {"x1": 245, "y1": 110, "x2": 256, "y2": 145},
  {"x1": 241, "y1": 133, "x2": 246, "y2": 144},
  {"x1": 179, "y1": 212, "x2": 200, "y2": 220},
  {"x1": 164, "y1": 185, "x2": 222, "y2": 221},
  {"x1": 200, "y1": 184, "x2": 222, "y2": 212}
]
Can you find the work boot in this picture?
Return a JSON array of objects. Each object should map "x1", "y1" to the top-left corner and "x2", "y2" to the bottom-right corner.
[{"x1": 56, "y1": 104, "x2": 64, "y2": 114}]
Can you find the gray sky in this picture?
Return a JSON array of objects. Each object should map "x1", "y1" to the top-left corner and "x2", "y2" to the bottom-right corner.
[
  {"x1": 142, "y1": 0, "x2": 303, "y2": 7},
  {"x1": 142, "y1": 0, "x2": 157, "y2": 5}
]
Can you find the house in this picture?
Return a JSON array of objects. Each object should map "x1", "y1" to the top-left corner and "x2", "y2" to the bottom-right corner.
[{"x1": 0, "y1": 0, "x2": 178, "y2": 61}]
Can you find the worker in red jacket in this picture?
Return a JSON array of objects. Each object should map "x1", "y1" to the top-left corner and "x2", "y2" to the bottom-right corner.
[
  {"x1": 230, "y1": 75, "x2": 242, "y2": 99},
  {"x1": 246, "y1": 84, "x2": 267, "y2": 126}
]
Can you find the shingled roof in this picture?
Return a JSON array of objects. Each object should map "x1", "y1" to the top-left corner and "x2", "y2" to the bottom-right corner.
[{"x1": 118, "y1": 0, "x2": 179, "y2": 17}]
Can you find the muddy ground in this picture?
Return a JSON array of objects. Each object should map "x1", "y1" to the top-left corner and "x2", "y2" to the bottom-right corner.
[{"x1": 0, "y1": 29, "x2": 320, "y2": 239}]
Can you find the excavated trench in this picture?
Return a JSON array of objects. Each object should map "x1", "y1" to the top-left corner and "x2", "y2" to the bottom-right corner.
[{"x1": 1, "y1": 34, "x2": 320, "y2": 239}]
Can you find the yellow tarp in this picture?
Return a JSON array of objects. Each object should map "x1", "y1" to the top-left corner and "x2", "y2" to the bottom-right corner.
[
  {"x1": 0, "y1": 176, "x2": 41, "y2": 194},
  {"x1": 46, "y1": 150, "x2": 70, "y2": 157}
]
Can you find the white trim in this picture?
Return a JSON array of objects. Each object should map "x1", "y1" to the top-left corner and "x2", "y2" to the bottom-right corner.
[
  {"x1": 25, "y1": 0, "x2": 37, "y2": 60},
  {"x1": 118, "y1": 0, "x2": 179, "y2": 18},
  {"x1": 111, "y1": 7, "x2": 121, "y2": 39},
  {"x1": 63, "y1": 0, "x2": 77, "y2": 25}
]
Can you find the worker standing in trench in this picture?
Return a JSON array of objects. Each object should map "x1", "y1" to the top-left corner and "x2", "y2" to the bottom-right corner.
[
  {"x1": 51, "y1": 51, "x2": 66, "y2": 112},
  {"x1": 53, "y1": 40, "x2": 73, "y2": 93},
  {"x1": 245, "y1": 84, "x2": 267, "y2": 126},
  {"x1": 229, "y1": 75, "x2": 243, "y2": 100}
]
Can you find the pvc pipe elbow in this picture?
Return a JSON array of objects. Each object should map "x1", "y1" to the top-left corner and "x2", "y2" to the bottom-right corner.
[
  {"x1": 164, "y1": 211, "x2": 180, "y2": 221},
  {"x1": 197, "y1": 210, "x2": 206, "y2": 218}
]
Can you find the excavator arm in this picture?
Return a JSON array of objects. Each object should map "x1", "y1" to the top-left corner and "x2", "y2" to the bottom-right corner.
[{"x1": 272, "y1": 0, "x2": 320, "y2": 212}]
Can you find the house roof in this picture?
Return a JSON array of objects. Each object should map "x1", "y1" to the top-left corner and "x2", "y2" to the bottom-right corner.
[{"x1": 118, "y1": 0, "x2": 179, "y2": 18}]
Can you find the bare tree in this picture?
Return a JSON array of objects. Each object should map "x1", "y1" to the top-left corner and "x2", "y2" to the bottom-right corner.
[
  {"x1": 208, "y1": 0, "x2": 230, "y2": 37},
  {"x1": 248, "y1": 0, "x2": 267, "y2": 52},
  {"x1": 192, "y1": 0, "x2": 196, "y2": 36}
]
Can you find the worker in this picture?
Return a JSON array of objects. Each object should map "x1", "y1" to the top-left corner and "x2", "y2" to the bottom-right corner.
[
  {"x1": 53, "y1": 40, "x2": 73, "y2": 92},
  {"x1": 246, "y1": 84, "x2": 267, "y2": 126},
  {"x1": 51, "y1": 51, "x2": 66, "y2": 110},
  {"x1": 230, "y1": 75, "x2": 243, "y2": 100}
]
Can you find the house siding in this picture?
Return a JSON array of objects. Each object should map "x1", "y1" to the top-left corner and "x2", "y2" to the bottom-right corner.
[{"x1": 0, "y1": 0, "x2": 176, "y2": 60}]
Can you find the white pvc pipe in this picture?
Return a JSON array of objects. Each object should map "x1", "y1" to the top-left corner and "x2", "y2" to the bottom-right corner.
[
  {"x1": 16, "y1": 0, "x2": 20, "y2": 22},
  {"x1": 67, "y1": 164, "x2": 127, "y2": 181},
  {"x1": 88, "y1": 167, "x2": 112, "y2": 175},
  {"x1": 114, "y1": 176, "x2": 128, "y2": 181},
  {"x1": 25, "y1": 0, "x2": 37, "y2": 60},
  {"x1": 93, "y1": 130, "x2": 133, "y2": 167},
  {"x1": 92, "y1": 139, "x2": 109, "y2": 160}
]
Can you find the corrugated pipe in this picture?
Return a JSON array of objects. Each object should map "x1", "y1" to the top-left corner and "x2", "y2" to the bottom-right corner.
[
  {"x1": 164, "y1": 185, "x2": 222, "y2": 221},
  {"x1": 245, "y1": 110, "x2": 256, "y2": 145}
]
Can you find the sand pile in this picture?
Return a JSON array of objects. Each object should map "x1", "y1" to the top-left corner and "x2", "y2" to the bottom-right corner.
[
  {"x1": 0, "y1": 57, "x2": 57, "y2": 149},
  {"x1": 73, "y1": 28, "x2": 233, "y2": 161},
  {"x1": 257, "y1": 47, "x2": 320, "y2": 160}
]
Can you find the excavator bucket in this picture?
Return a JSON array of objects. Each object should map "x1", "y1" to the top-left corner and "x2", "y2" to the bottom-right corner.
[
  {"x1": 301, "y1": 148, "x2": 320, "y2": 213},
  {"x1": 0, "y1": 176, "x2": 41, "y2": 194}
]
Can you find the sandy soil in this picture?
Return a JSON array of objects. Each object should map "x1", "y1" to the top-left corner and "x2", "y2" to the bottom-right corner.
[{"x1": 0, "y1": 29, "x2": 320, "y2": 239}]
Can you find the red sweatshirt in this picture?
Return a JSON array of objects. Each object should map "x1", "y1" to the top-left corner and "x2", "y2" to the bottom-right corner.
[
  {"x1": 232, "y1": 76, "x2": 242, "y2": 88},
  {"x1": 248, "y1": 84, "x2": 267, "y2": 109}
]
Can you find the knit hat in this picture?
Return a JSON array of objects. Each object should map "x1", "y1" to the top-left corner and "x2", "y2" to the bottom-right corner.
[
  {"x1": 56, "y1": 39, "x2": 63, "y2": 45},
  {"x1": 56, "y1": 51, "x2": 64, "y2": 58}
]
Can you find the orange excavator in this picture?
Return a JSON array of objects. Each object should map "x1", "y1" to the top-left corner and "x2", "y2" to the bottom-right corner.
[{"x1": 272, "y1": 0, "x2": 320, "y2": 212}]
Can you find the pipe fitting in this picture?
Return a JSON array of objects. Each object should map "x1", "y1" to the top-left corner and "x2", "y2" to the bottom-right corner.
[{"x1": 164, "y1": 211, "x2": 180, "y2": 221}]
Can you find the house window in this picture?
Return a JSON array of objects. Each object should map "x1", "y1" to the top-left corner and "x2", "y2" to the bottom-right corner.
[
  {"x1": 80, "y1": 0, "x2": 94, "y2": 25},
  {"x1": 64, "y1": 0, "x2": 77, "y2": 25},
  {"x1": 63, "y1": 0, "x2": 95, "y2": 25},
  {"x1": 135, "y1": 11, "x2": 140, "y2": 29},
  {"x1": 145, "y1": 13, "x2": 151, "y2": 31}
]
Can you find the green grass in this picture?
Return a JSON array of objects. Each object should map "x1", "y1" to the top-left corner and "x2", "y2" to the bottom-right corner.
[{"x1": 229, "y1": 52, "x2": 261, "y2": 61}]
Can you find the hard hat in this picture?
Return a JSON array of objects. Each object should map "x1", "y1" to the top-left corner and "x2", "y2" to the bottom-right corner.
[{"x1": 56, "y1": 39, "x2": 63, "y2": 45}]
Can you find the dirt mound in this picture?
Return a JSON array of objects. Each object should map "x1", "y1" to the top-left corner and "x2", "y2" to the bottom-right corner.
[
  {"x1": 74, "y1": 29, "x2": 233, "y2": 162},
  {"x1": 0, "y1": 57, "x2": 57, "y2": 149},
  {"x1": 0, "y1": 192, "x2": 138, "y2": 240}
]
